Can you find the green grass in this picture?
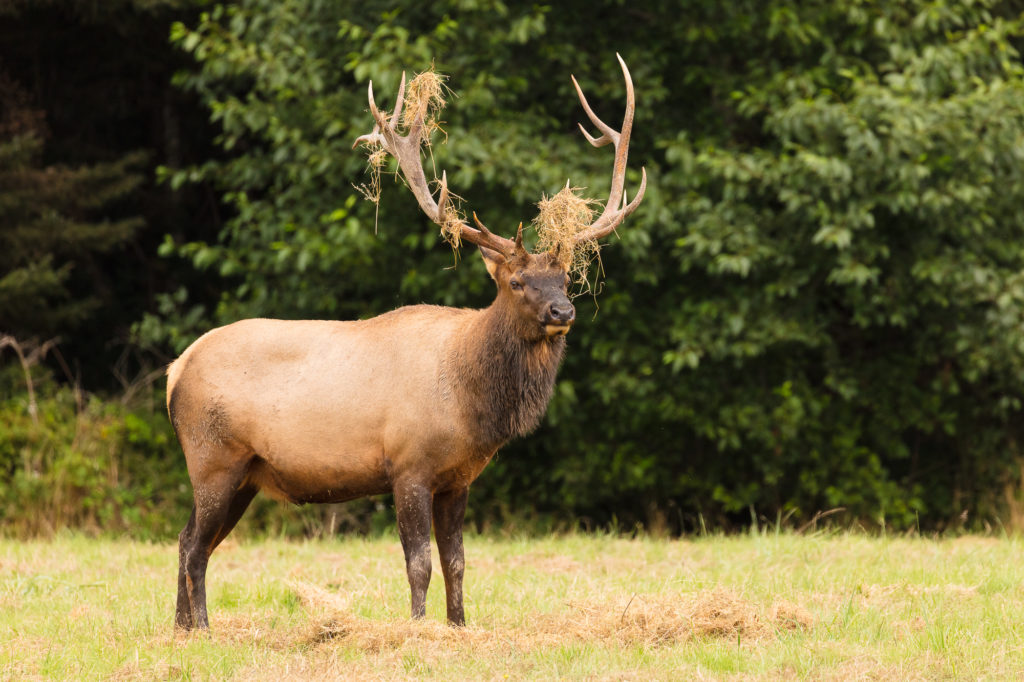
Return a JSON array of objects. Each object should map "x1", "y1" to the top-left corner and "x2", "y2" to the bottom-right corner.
[{"x1": 2, "y1": 531, "x2": 1023, "y2": 680}]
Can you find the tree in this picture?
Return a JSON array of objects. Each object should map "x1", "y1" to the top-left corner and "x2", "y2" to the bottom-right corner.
[{"x1": 0, "y1": 69, "x2": 144, "y2": 342}]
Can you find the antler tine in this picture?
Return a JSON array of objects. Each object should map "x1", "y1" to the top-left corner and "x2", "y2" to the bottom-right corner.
[
  {"x1": 438, "y1": 170, "x2": 450, "y2": 223},
  {"x1": 352, "y1": 77, "x2": 402, "y2": 149},
  {"x1": 571, "y1": 75, "x2": 617, "y2": 146},
  {"x1": 390, "y1": 72, "x2": 406, "y2": 132},
  {"x1": 466, "y1": 212, "x2": 517, "y2": 255},
  {"x1": 571, "y1": 53, "x2": 646, "y2": 245},
  {"x1": 352, "y1": 83, "x2": 383, "y2": 149},
  {"x1": 574, "y1": 167, "x2": 647, "y2": 244},
  {"x1": 367, "y1": 80, "x2": 387, "y2": 132}
]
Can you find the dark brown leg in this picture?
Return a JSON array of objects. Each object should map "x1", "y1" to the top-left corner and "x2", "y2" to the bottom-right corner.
[
  {"x1": 176, "y1": 471, "x2": 256, "y2": 631},
  {"x1": 212, "y1": 484, "x2": 258, "y2": 549},
  {"x1": 394, "y1": 481, "x2": 433, "y2": 619},
  {"x1": 433, "y1": 487, "x2": 468, "y2": 626},
  {"x1": 175, "y1": 508, "x2": 197, "y2": 630}
]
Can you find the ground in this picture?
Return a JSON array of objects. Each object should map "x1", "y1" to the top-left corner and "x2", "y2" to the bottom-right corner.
[{"x1": 1, "y1": 532, "x2": 1022, "y2": 679}]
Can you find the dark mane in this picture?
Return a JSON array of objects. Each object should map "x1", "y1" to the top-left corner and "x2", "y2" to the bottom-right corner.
[{"x1": 450, "y1": 302, "x2": 566, "y2": 448}]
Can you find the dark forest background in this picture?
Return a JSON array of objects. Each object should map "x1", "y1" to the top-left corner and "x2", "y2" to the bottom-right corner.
[{"x1": 4, "y1": 0, "x2": 1024, "y2": 537}]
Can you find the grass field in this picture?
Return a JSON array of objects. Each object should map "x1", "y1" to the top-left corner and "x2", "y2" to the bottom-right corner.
[{"x1": 2, "y1": 531, "x2": 1023, "y2": 680}]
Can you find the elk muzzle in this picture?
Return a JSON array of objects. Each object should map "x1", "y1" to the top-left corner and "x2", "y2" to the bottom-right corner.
[{"x1": 544, "y1": 301, "x2": 575, "y2": 337}]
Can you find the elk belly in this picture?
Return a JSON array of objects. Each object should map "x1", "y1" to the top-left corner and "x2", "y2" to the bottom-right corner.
[{"x1": 243, "y1": 445, "x2": 392, "y2": 505}]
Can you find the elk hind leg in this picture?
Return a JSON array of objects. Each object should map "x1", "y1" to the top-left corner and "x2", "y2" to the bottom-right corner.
[
  {"x1": 175, "y1": 508, "x2": 197, "y2": 629},
  {"x1": 176, "y1": 455, "x2": 256, "y2": 631}
]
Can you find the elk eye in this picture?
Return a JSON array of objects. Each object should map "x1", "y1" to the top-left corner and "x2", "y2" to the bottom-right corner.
[{"x1": 509, "y1": 279, "x2": 523, "y2": 291}]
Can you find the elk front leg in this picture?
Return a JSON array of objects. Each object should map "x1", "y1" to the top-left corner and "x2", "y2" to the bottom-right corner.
[
  {"x1": 433, "y1": 487, "x2": 469, "y2": 626},
  {"x1": 394, "y1": 481, "x2": 433, "y2": 619}
]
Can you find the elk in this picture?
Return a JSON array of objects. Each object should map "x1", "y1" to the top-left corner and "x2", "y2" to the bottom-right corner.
[{"x1": 169, "y1": 55, "x2": 646, "y2": 631}]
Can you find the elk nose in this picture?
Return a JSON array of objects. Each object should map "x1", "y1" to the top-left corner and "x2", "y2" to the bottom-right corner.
[{"x1": 549, "y1": 302, "x2": 575, "y2": 324}]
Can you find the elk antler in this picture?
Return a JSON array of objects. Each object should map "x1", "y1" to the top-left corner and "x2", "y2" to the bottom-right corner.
[
  {"x1": 569, "y1": 53, "x2": 647, "y2": 244},
  {"x1": 353, "y1": 74, "x2": 517, "y2": 257},
  {"x1": 354, "y1": 57, "x2": 646, "y2": 257}
]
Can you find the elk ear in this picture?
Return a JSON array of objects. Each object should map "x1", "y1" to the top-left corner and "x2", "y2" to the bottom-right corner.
[{"x1": 478, "y1": 244, "x2": 506, "y2": 282}]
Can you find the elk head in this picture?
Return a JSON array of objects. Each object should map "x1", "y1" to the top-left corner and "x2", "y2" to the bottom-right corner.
[
  {"x1": 354, "y1": 54, "x2": 647, "y2": 340},
  {"x1": 475, "y1": 222, "x2": 574, "y2": 341}
]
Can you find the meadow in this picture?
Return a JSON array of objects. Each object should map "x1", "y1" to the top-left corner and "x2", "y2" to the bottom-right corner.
[{"x1": 2, "y1": 531, "x2": 1022, "y2": 680}]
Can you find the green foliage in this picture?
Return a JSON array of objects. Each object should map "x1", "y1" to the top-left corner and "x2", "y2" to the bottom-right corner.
[
  {"x1": 146, "y1": 0, "x2": 1024, "y2": 533},
  {"x1": 0, "y1": 367, "x2": 190, "y2": 538},
  {"x1": 648, "y1": 0, "x2": 1024, "y2": 529}
]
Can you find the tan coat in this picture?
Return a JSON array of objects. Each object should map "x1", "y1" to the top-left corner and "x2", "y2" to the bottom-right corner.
[{"x1": 167, "y1": 306, "x2": 501, "y2": 504}]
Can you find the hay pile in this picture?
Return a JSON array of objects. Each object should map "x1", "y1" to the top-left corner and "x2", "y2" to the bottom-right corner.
[
  {"x1": 534, "y1": 589, "x2": 813, "y2": 647},
  {"x1": 289, "y1": 582, "x2": 813, "y2": 653}
]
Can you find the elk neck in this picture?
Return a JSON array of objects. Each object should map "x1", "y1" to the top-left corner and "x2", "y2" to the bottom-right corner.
[{"x1": 447, "y1": 292, "x2": 567, "y2": 448}]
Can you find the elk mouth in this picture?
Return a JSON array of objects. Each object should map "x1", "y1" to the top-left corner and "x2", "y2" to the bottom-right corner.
[{"x1": 544, "y1": 322, "x2": 572, "y2": 337}]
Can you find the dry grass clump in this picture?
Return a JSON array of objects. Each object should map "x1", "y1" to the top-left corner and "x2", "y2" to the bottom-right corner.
[
  {"x1": 535, "y1": 589, "x2": 813, "y2": 647},
  {"x1": 437, "y1": 188, "x2": 467, "y2": 250},
  {"x1": 402, "y1": 68, "x2": 448, "y2": 137},
  {"x1": 354, "y1": 146, "x2": 388, "y2": 213},
  {"x1": 289, "y1": 580, "x2": 354, "y2": 616},
  {"x1": 290, "y1": 583, "x2": 813, "y2": 655},
  {"x1": 533, "y1": 185, "x2": 602, "y2": 293}
]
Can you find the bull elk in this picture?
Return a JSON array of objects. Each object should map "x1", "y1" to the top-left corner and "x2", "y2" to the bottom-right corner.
[{"x1": 169, "y1": 55, "x2": 646, "y2": 631}]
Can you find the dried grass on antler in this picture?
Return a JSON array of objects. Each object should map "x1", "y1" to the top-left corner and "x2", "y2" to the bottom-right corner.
[
  {"x1": 437, "y1": 188, "x2": 467, "y2": 249},
  {"x1": 402, "y1": 69, "x2": 448, "y2": 138},
  {"x1": 533, "y1": 185, "x2": 603, "y2": 291}
]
